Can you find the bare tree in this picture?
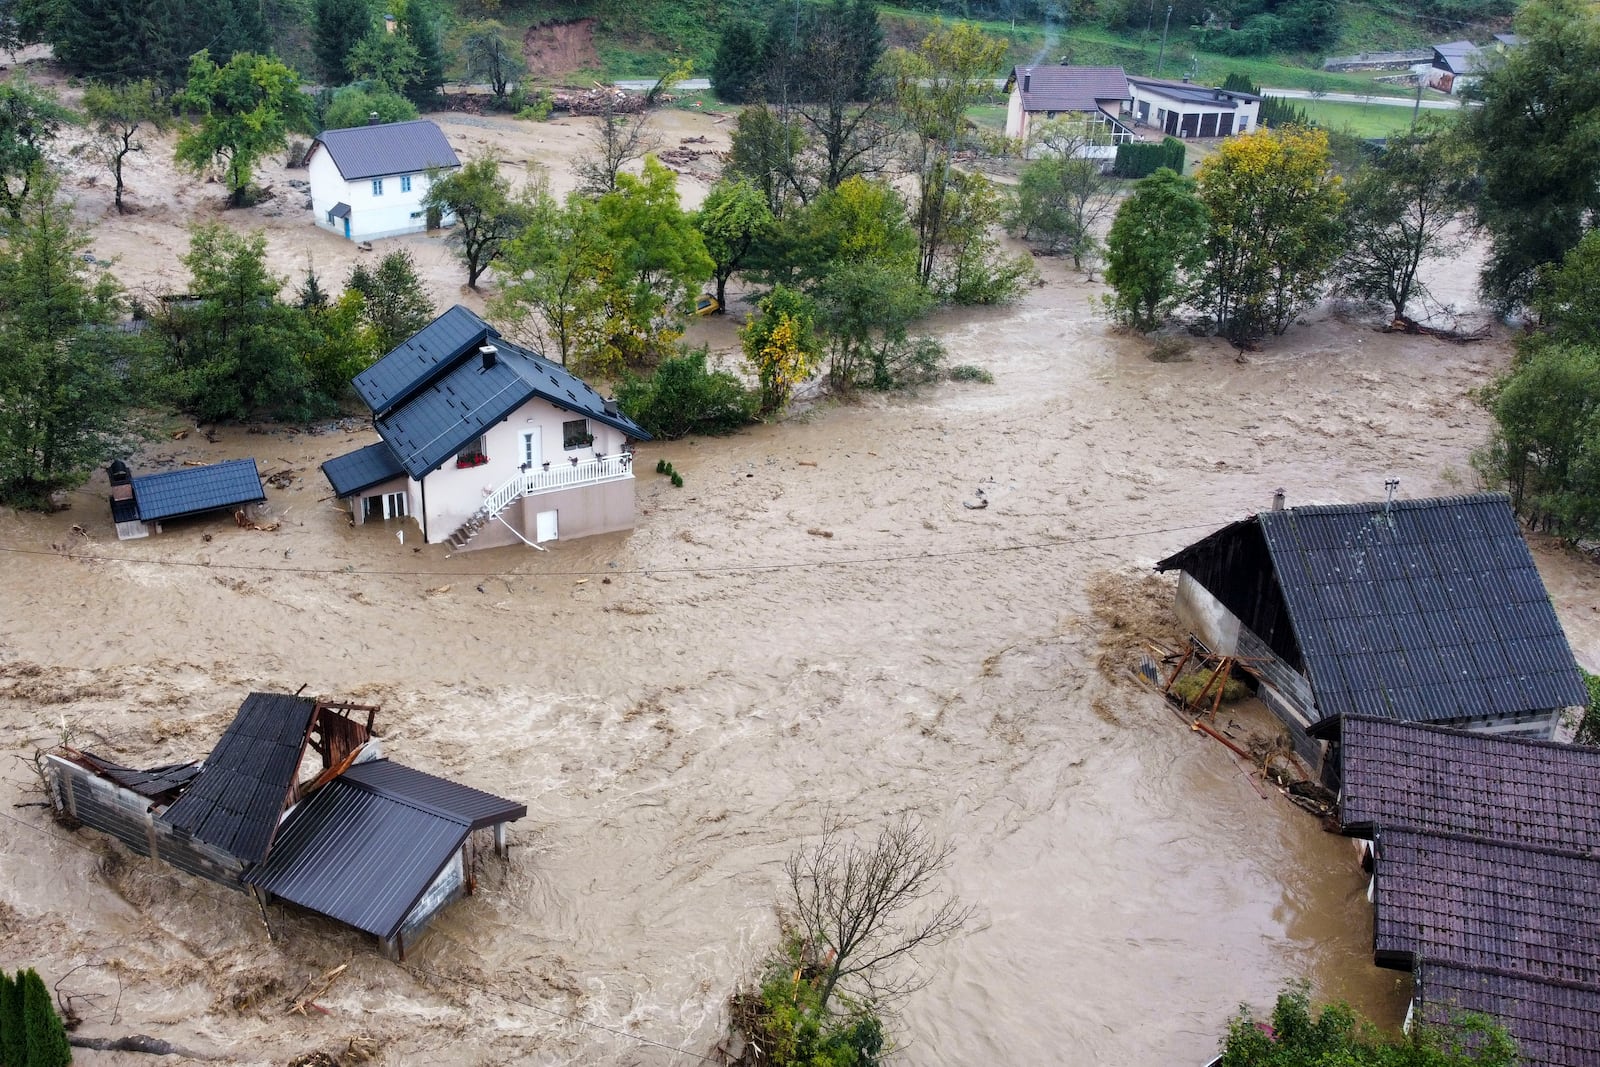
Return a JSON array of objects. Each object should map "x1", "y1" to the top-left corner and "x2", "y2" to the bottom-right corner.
[
  {"x1": 785, "y1": 814, "x2": 971, "y2": 1016},
  {"x1": 574, "y1": 97, "x2": 659, "y2": 196}
]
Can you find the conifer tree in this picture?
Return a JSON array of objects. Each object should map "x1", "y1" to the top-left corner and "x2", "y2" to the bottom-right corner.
[
  {"x1": 20, "y1": 968, "x2": 70, "y2": 1067},
  {"x1": 0, "y1": 969, "x2": 26, "y2": 1067}
]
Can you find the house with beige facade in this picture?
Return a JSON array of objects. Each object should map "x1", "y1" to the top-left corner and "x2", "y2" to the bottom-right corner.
[
  {"x1": 321, "y1": 306, "x2": 650, "y2": 551},
  {"x1": 1003, "y1": 64, "x2": 1134, "y2": 159}
]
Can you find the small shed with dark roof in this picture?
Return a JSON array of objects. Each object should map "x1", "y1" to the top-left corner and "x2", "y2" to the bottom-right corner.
[
  {"x1": 108, "y1": 457, "x2": 267, "y2": 539},
  {"x1": 323, "y1": 305, "x2": 652, "y2": 551},
  {"x1": 304, "y1": 119, "x2": 461, "y2": 242},
  {"x1": 1155, "y1": 493, "x2": 1586, "y2": 765},
  {"x1": 1003, "y1": 65, "x2": 1134, "y2": 158},
  {"x1": 245, "y1": 759, "x2": 526, "y2": 954}
]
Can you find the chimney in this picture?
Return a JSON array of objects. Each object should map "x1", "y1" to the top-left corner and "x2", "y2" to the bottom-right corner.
[
  {"x1": 1271, "y1": 487, "x2": 1285, "y2": 512},
  {"x1": 1023, "y1": 72, "x2": 1031, "y2": 92},
  {"x1": 383, "y1": 13, "x2": 396, "y2": 33},
  {"x1": 480, "y1": 344, "x2": 498, "y2": 370},
  {"x1": 108, "y1": 458, "x2": 131, "y2": 487},
  {"x1": 603, "y1": 398, "x2": 620, "y2": 415},
  {"x1": 368, "y1": 111, "x2": 380, "y2": 126}
]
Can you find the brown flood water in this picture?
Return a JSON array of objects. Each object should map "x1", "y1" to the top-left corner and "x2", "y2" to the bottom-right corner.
[{"x1": 2, "y1": 251, "x2": 1596, "y2": 1065}]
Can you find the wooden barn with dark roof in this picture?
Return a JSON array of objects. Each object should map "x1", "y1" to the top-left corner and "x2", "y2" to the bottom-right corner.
[
  {"x1": 1323, "y1": 715, "x2": 1600, "y2": 1067},
  {"x1": 1155, "y1": 493, "x2": 1587, "y2": 766}
]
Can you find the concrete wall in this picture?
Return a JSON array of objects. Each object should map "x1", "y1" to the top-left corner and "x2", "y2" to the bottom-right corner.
[
  {"x1": 417, "y1": 396, "x2": 632, "y2": 544},
  {"x1": 308, "y1": 149, "x2": 454, "y2": 242}
]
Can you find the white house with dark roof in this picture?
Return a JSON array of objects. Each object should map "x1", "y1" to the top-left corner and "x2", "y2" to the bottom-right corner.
[
  {"x1": 1003, "y1": 64, "x2": 1134, "y2": 159},
  {"x1": 1128, "y1": 76, "x2": 1259, "y2": 139},
  {"x1": 305, "y1": 119, "x2": 461, "y2": 241},
  {"x1": 321, "y1": 305, "x2": 652, "y2": 551}
]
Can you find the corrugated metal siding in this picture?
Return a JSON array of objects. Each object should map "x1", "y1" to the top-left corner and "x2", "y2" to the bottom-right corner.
[{"x1": 160, "y1": 693, "x2": 316, "y2": 863}]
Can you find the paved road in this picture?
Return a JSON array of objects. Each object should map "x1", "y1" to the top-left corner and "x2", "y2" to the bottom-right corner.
[
  {"x1": 1259, "y1": 87, "x2": 1469, "y2": 109},
  {"x1": 613, "y1": 78, "x2": 712, "y2": 92}
]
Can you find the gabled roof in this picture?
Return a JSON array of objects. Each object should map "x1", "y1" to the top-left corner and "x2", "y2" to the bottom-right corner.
[
  {"x1": 1432, "y1": 40, "x2": 1485, "y2": 74},
  {"x1": 306, "y1": 120, "x2": 461, "y2": 182},
  {"x1": 160, "y1": 693, "x2": 317, "y2": 864},
  {"x1": 1417, "y1": 962, "x2": 1600, "y2": 1067},
  {"x1": 243, "y1": 759, "x2": 525, "y2": 940},
  {"x1": 1158, "y1": 494, "x2": 1586, "y2": 726},
  {"x1": 321, "y1": 441, "x2": 407, "y2": 497},
  {"x1": 356, "y1": 306, "x2": 650, "y2": 480},
  {"x1": 1128, "y1": 75, "x2": 1258, "y2": 108},
  {"x1": 1374, "y1": 828, "x2": 1600, "y2": 986},
  {"x1": 131, "y1": 459, "x2": 266, "y2": 523},
  {"x1": 1322, "y1": 716, "x2": 1600, "y2": 848},
  {"x1": 1006, "y1": 65, "x2": 1128, "y2": 113}
]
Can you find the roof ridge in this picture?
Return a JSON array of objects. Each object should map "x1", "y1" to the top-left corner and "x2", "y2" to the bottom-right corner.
[
  {"x1": 337, "y1": 759, "x2": 475, "y2": 828},
  {"x1": 1380, "y1": 824, "x2": 1600, "y2": 864}
]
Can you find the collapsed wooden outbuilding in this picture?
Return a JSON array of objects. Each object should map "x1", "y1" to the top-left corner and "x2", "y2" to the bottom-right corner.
[
  {"x1": 1155, "y1": 493, "x2": 1587, "y2": 770},
  {"x1": 45, "y1": 692, "x2": 525, "y2": 958}
]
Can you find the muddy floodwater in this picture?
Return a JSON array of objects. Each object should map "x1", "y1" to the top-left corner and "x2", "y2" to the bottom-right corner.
[{"x1": 3, "y1": 252, "x2": 1598, "y2": 1066}]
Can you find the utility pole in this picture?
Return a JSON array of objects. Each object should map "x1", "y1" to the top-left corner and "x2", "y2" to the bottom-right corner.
[
  {"x1": 1410, "y1": 76, "x2": 1423, "y2": 132},
  {"x1": 1156, "y1": 5, "x2": 1173, "y2": 76}
]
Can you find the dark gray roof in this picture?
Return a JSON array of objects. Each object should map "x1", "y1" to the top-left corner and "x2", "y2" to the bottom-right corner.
[
  {"x1": 1433, "y1": 40, "x2": 1486, "y2": 74},
  {"x1": 1007, "y1": 65, "x2": 1128, "y2": 113},
  {"x1": 1326, "y1": 716, "x2": 1600, "y2": 849},
  {"x1": 243, "y1": 758, "x2": 524, "y2": 940},
  {"x1": 1373, "y1": 828, "x2": 1600, "y2": 985},
  {"x1": 1159, "y1": 494, "x2": 1586, "y2": 726},
  {"x1": 1128, "y1": 75, "x2": 1257, "y2": 107},
  {"x1": 353, "y1": 304, "x2": 494, "y2": 416},
  {"x1": 321, "y1": 441, "x2": 407, "y2": 497},
  {"x1": 76, "y1": 752, "x2": 201, "y2": 802},
  {"x1": 359, "y1": 306, "x2": 650, "y2": 479},
  {"x1": 307, "y1": 120, "x2": 460, "y2": 182},
  {"x1": 131, "y1": 459, "x2": 266, "y2": 523},
  {"x1": 160, "y1": 693, "x2": 316, "y2": 864},
  {"x1": 1417, "y1": 962, "x2": 1600, "y2": 1067},
  {"x1": 329, "y1": 202, "x2": 351, "y2": 219}
]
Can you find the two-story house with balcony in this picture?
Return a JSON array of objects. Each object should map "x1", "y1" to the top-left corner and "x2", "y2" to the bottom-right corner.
[
  {"x1": 305, "y1": 119, "x2": 461, "y2": 241},
  {"x1": 321, "y1": 306, "x2": 651, "y2": 551}
]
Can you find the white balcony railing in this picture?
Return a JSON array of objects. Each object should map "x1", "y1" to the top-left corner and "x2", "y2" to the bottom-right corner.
[{"x1": 478, "y1": 452, "x2": 635, "y2": 520}]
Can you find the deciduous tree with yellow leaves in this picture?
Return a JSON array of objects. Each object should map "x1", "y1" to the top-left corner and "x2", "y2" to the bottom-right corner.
[{"x1": 742, "y1": 285, "x2": 821, "y2": 414}]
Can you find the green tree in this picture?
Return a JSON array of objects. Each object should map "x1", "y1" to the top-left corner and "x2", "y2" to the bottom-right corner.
[
  {"x1": 893, "y1": 21, "x2": 1008, "y2": 287},
  {"x1": 346, "y1": 27, "x2": 421, "y2": 93},
  {"x1": 1460, "y1": 0, "x2": 1600, "y2": 311},
  {"x1": 1008, "y1": 120, "x2": 1120, "y2": 268},
  {"x1": 1575, "y1": 669, "x2": 1600, "y2": 746},
  {"x1": 397, "y1": 0, "x2": 446, "y2": 107},
  {"x1": 1220, "y1": 983, "x2": 1516, "y2": 1066},
  {"x1": 158, "y1": 224, "x2": 320, "y2": 421},
  {"x1": 0, "y1": 76, "x2": 66, "y2": 221},
  {"x1": 423, "y1": 157, "x2": 531, "y2": 288},
  {"x1": 82, "y1": 79, "x2": 168, "y2": 213},
  {"x1": 742, "y1": 284, "x2": 821, "y2": 413},
  {"x1": 726, "y1": 103, "x2": 807, "y2": 216},
  {"x1": 711, "y1": 20, "x2": 765, "y2": 104},
  {"x1": 302, "y1": 290, "x2": 380, "y2": 404},
  {"x1": 1195, "y1": 126, "x2": 1344, "y2": 341},
  {"x1": 1336, "y1": 132, "x2": 1470, "y2": 321},
  {"x1": 20, "y1": 968, "x2": 70, "y2": 1067},
  {"x1": 175, "y1": 50, "x2": 313, "y2": 208},
  {"x1": 616, "y1": 348, "x2": 757, "y2": 438},
  {"x1": 321, "y1": 83, "x2": 418, "y2": 130},
  {"x1": 461, "y1": 20, "x2": 526, "y2": 103},
  {"x1": 0, "y1": 968, "x2": 25, "y2": 1067},
  {"x1": 346, "y1": 249, "x2": 434, "y2": 351},
  {"x1": 494, "y1": 182, "x2": 603, "y2": 367},
  {"x1": 48, "y1": 0, "x2": 267, "y2": 87},
  {"x1": 0, "y1": 172, "x2": 139, "y2": 509},
  {"x1": 1105, "y1": 167, "x2": 1210, "y2": 331},
  {"x1": 313, "y1": 0, "x2": 374, "y2": 83},
  {"x1": 1532, "y1": 229, "x2": 1600, "y2": 347},
  {"x1": 696, "y1": 178, "x2": 775, "y2": 312},
  {"x1": 1476, "y1": 341, "x2": 1600, "y2": 539},
  {"x1": 935, "y1": 170, "x2": 1034, "y2": 305}
]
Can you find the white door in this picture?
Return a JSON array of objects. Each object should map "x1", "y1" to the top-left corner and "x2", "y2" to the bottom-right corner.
[
  {"x1": 535, "y1": 509, "x2": 558, "y2": 543},
  {"x1": 521, "y1": 430, "x2": 541, "y2": 470}
]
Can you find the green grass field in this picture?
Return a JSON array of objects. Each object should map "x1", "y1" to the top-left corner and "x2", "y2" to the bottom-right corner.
[{"x1": 1292, "y1": 98, "x2": 1431, "y2": 138}]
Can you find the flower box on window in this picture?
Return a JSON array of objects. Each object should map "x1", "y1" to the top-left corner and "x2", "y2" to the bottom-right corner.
[{"x1": 456, "y1": 452, "x2": 488, "y2": 469}]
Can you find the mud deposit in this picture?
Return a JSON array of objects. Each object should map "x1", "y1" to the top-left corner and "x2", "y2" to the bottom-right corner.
[{"x1": 3, "y1": 104, "x2": 1598, "y2": 1066}]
